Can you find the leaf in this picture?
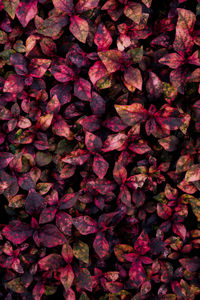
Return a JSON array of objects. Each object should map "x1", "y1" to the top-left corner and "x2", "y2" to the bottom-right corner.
[
  {"x1": 102, "y1": 133, "x2": 127, "y2": 152},
  {"x1": 3, "y1": 74, "x2": 24, "y2": 93},
  {"x1": 159, "y1": 53, "x2": 185, "y2": 69},
  {"x1": 173, "y1": 223, "x2": 186, "y2": 240},
  {"x1": 76, "y1": 0, "x2": 99, "y2": 13},
  {"x1": 36, "y1": 151, "x2": 52, "y2": 166},
  {"x1": 39, "y1": 224, "x2": 66, "y2": 247},
  {"x1": 129, "y1": 259, "x2": 146, "y2": 287},
  {"x1": 176, "y1": 155, "x2": 193, "y2": 173},
  {"x1": 124, "y1": 67, "x2": 142, "y2": 91},
  {"x1": 29, "y1": 58, "x2": 51, "y2": 78},
  {"x1": 69, "y1": 16, "x2": 89, "y2": 43},
  {"x1": 50, "y1": 84, "x2": 71, "y2": 105},
  {"x1": 73, "y1": 240, "x2": 89, "y2": 264},
  {"x1": 118, "y1": 185, "x2": 131, "y2": 207},
  {"x1": 124, "y1": 2, "x2": 142, "y2": 24},
  {"x1": 16, "y1": 0, "x2": 38, "y2": 28},
  {"x1": 78, "y1": 115, "x2": 101, "y2": 132},
  {"x1": 62, "y1": 149, "x2": 90, "y2": 165},
  {"x1": 185, "y1": 164, "x2": 200, "y2": 182},
  {"x1": 173, "y1": 9, "x2": 196, "y2": 55},
  {"x1": 56, "y1": 211, "x2": 73, "y2": 236},
  {"x1": 158, "y1": 136, "x2": 179, "y2": 152},
  {"x1": 157, "y1": 203, "x2": 172, "y2": 220},
  {"x1": 0, "y1": 152, "x2": 14, "y2": 168},
  {"x1": 60, "y1": 265, "x2": 74, "y2": 291},
  {"x1": 46, "y1": 95, "x2": 60, "y2": 114},
  {"x1": 90, "y1": 92, "x2": 106, "y2": 116},
  {"x1": 76, "y1": 268, "x2": 93, "y2": 292},
  {"x1": 10, "y1": 53, "x2": 28, "y2": 76},
  {"x1": 3, "y1": 0, "x2": 19, "y2": 19},
  {"x1": 93, "y1": 232, "x2": 109, "y2": 258},
  {"x1": 52, "y1": 0, "x2": 74, "y2": 15},
  {"x1": 134, "y1": 231, "x2": 150, "y2": 255},
  {"x1": 38, "y1": 254, "x2": 65, "y2": 271},
  {"x1": 187, "y1": 196, "x2": 200, "y2": 221},
  {"x1": 94, "y1": 23, "x2": 112, "y2": 51},
  {"x1": 53, "y1": 119, "x2": 73, "y2": 140},
  {"x1": 113, "y1": 162, "x2": 127, "y2": 185},
  {"x1": 50, "y1": 59, "x2": 74, "y2": 83},
  {"x1": 2, "y1": 220, "x2": 33, "y2": 244},
  {"x1": 179, "y1": 257, "x2": 200, "y2": 272},
  {"x1": 114, "y1": 244, "x2": 134, "y2": 262},
  {"x1": 73, "y1": 216, "x2": 98, "y2": 235},
  {"x1": 146, "y1": 72, "x2": 163, "y2": 98},
  {"x1": 25, "y1": 190, "x2": 44, "y2": 215},
  {"x1": 93, "y1": 154, "x2": 109, "y2": 179},
  {"x1": 85, "y1": 132, "x2": 102, "y2": 153},
  {"x1": 74, "y1": 78, "x2": 91, "y2": 101},
  {"x1": 39, "y1": 207, "x2": 57, "y2": 224},
  {"x1": 59, "y1": 193, "x2": 79, "y2": 209},
  {"x1": 36, "y1": 15, "x2": 68, "y2": 37},
  {"x1": 98, "y1": 50, "x2": 122, "y2": 73},
  {"x1": 5, "y1": 278, "x2": 26, "y2": 293},
  {"x1": 89, "y1": 61, "x2": 108, "y2": 85},
  {"x1": 115, "y1": 103, "x2": 148, "y2": 126},
  {"x1": 62, "y1": 243, "x2": 73, "y2": 263}
]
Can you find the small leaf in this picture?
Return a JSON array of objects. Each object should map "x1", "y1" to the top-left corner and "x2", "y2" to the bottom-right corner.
[
  {"x1": 60, "y1": 265, "x2": 74, "y2": 291},
  {"x1": 73, "y1": 240, "x2": 89, "y2": 264},
  {"x1": 93, "y1": 232, "x2": 109, "y2": 258},
  {"x1": 52, "y1": 0, "x2": 74, "y2": 15},
  {"x1": 3, "y1": 0, "x2": 19, "y2": 19},
  {"x1": 98, "y1": 50, "x2": 122, "y2": 73},
  {"x1": 115, "y1": 103, "x2": 148, "y2": 126}
]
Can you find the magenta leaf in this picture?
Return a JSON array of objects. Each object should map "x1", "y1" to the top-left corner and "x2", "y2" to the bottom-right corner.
[
  {"x1": 25, "y1": 190, "x2": 44, "y2": 215},
  {"x1": 3, "y1": 74, "x2": 24, "y2": 93},
  {"x1": 2, "y1": 221, "x2": 33, "y2": 245},
  {"x1": 16, "y1": 0, "x2": 38, "y2": 28},
  {"x1": 39, "y1": 224, "x2": 66, "y2": 247},
  {"x1": 72, "y1": 216, "x2": 98, "y2": 235}
]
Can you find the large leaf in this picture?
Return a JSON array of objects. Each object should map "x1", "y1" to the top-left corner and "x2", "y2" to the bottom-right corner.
[
  {"x1": 2, "y1": 220, "x2": 33, "y2": 245},
  {"x1": 39, "y1": 224, "x2": 66, "y2": 247},
  {"x1": 16, "y1": 0, "x2": 38, "y2": 27}
]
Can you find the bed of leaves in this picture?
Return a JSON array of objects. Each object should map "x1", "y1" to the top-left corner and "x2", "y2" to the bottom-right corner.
[{"x1": 0, "y1": 0, "x2": 200, "y2": 299}]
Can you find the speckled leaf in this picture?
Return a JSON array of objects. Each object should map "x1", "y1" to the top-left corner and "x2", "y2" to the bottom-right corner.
[
  {"x1": 3, "y1": 0, "x2": 19, "y2": 19},
  {"x1": 93, "y1": 231, "x2": 109, "y2": 259},
  {"x1": 73, "y1": 240, "x2": 89, "y2": 264},
  {"x1": 56, "y1": 211, "x2": 73, "y2": 236},
  {"x1": 70, "y1": 16, "x2": 89, "y2": 43},
  {"x1": 39, "y1": 224, "x2": 66, "y2": 248},
  {"x1": 16, "y1": 0, "x2": 38, "y2": 28},
  {"x1": 73, "y1": 216, "x2": 98, "y2": 235},
  {"x1": 60, "y1": 265, "x2": 74, "y2": 291}
]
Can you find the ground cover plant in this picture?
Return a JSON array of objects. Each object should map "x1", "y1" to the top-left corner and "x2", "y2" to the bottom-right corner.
[{"x1": 0, "y1": 0, "x2": 200, "y2": 299}]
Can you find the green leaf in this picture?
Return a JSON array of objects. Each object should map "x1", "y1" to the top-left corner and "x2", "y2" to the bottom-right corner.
[{"x1": 73, "y1": 240, "x2": 89, "y2": 264}]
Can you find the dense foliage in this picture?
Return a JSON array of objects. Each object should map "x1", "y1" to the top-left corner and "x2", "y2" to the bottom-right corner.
[{"x1": 0, "y1": 0, "x2": 200, "y2": 299}]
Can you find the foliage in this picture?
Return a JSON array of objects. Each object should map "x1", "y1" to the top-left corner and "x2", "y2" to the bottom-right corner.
[{"x1": 0, "y1": 0, "x2": 200, "y2": 299}]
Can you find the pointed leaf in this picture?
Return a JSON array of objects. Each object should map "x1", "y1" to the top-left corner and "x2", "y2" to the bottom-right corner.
[
  {"x1": 73, "y1": 216, "x2": 98, "y2": 235},
  {"x1": 16, "y1": 0, "x2": 38, "y2": 28},
  {"x1": 70, "y1": 16, "x2": 89, "y2": 43}
]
